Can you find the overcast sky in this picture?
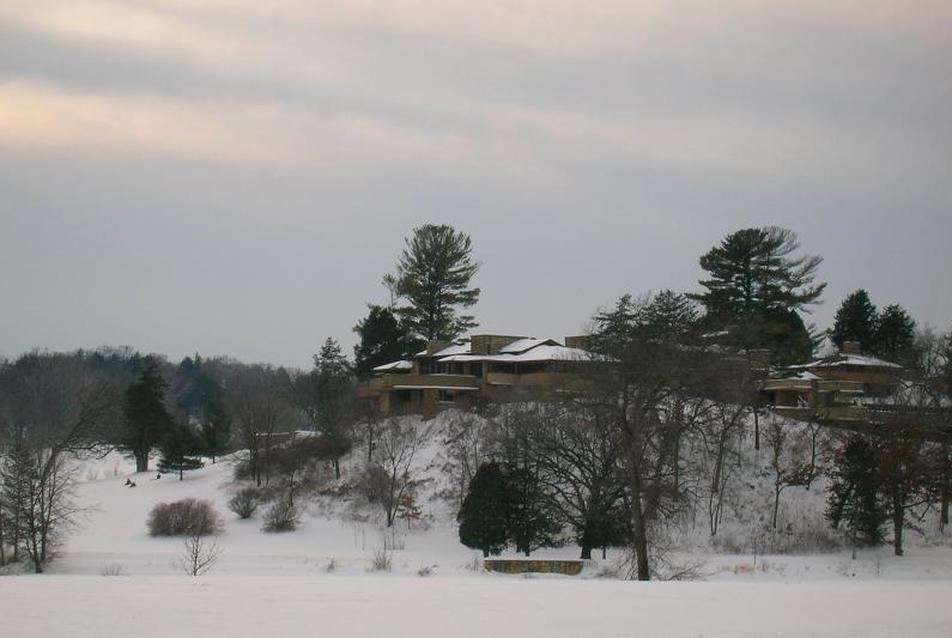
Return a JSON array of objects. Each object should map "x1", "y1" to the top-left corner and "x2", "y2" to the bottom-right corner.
[{"x1": 1, "y1": 1, "x2": 950, "y2": 369}]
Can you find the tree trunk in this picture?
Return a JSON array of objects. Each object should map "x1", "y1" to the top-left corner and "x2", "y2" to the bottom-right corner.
[
  {"x1": 941, "y1": 445, "x2": 950, "y2": 530},
  {"x1": 333, "y1": 457, "x2": 341, "y2": 481},
  {"x1": 753, "y1": 407, "x2": 760, "y2": 451},
  {"x1": 772, "y1": 486, "x2": 781, "y2": 529},
  {"x1": 135, "y1": 451, "x2": 149, "y2": 473},
  {"x1": 892, "y1": 492, "x2": 904, "y2": 557},
  {"x1": 942, "y1": 493, "x2": 950, "y2": 531},
  {"x1": 580, "y1": 545, "x2": 593, "y2": 560},
  {"x1": 630, "y1": 472, "x2": 650, "y2": 581},
  {"x1": 482, "y1": 548, "x2": 489, "y2": 558},
  {"x1": 367, "y1": 423, "x2": 375, "y2": 465}
]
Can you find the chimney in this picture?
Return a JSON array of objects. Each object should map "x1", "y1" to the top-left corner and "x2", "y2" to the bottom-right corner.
[
  {"x1": 564, "y1": 335, "x2": 590, "y2": 350},
  {"x1": 841, "y1": 340, "x2": 862, "y2": 355}
]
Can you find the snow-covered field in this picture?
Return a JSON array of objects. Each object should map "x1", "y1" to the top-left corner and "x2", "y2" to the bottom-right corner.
[
  {"x1": 4, "y1": 576, "x2": 951, "y2": 638},
  {"x1": 3, "y1": 417, "x2": 952, "y2": 637}
]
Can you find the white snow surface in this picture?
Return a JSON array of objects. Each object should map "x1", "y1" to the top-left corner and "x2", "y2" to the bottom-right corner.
[
  {"x1": 791, "y1": 354, "x2": 903, "y2": 370},
  {"x1": 498, "y1": 337, "x2": 559, "y2": 353},
  {"x1": 3, "y1": 410, "x2": 952, "y2": 637},
  {"x1": 441, "y1": 344, "x2": 592, "y2": 364},
  {"x1": 371, "y1": 360, "x2": 413, "y2": 372},
  {"x1": 3, "y1": 576, "x2": 950, "y2": 638}
]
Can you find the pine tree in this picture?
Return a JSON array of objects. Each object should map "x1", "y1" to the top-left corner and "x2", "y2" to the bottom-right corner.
[
  {"x1": 175, "y1": 356, "x2": 231, "y2": 463},
  {"x1": 691, "y1": 226, "x2": 825, "y2": 364},
  {"x1": 295, "y1": 338, "x2": 355, "y2": 479},
  {"x1": 458, "y1": 461, "x2": 512, "y2": 558},
  {"x1": 506, "y1": 466, "x2": 561, "y2": 557},
  {"x1": 0, "y1": 443, "x2": 34, "y2": 564},
  {"x1": 120, "y1": 360, "x2": 175, "y2": 472},
  {"x1": 827, "y1": 436, "x2": 885, "y2": 547},
  {"x1": 392, "y1": 224, "x2": 481, "y2": 341},
  {"x1": 158, "y1": 423, "x2": 204, "y2": 481},
  {"x1": 830, "y1": 290, "x2": 878, "y2": 352},
  {"x1": 873, "y1": 304, "x2": 916, "y2": 363},
  {"x1": 200, "y1": 395, "x2": 231, "y2": 464},
  {"x1": 352, "y1": 305, "x2": 422, "y2": 379}
]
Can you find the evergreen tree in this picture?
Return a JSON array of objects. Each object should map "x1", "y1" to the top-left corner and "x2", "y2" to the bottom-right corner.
[
  {"x1": 638, "y1": 290, "x2": 700, "y2": 343},
  {"x1": 392, "y1": 224, "x2": 481, "y2": 341},
  {"x1": 157, "y1": 423, "x2": 204, "y2": 481},
  {"x1": 295, "y1": 338, "x2": 355, "y2": 479},
  {"x1": 175, "y1": 356, "x2": 231, "y2": 463},
  {"x1": 0, "y1": 443, "x2": 34, "y2": 564},
  {"x1": 352, "y1": 305, "x2": 423, "y2": 379},
  {"x1": 120, "y1": 360, "x2": 174, "y2": 472},
  {"x1": 200, "y1": 395, "x2": 231, "y2": 464},
  {"x1": 691, "y1": 227, "x2": 825, "y2": 364},
  {"x1": 830, "y1": 290, "x2": 878, "y2": 352},
  {"x1": 458, "y1": 461, "x2": 512, "y2": 557},
  {"x1": 506, "y1": 465, "x2": 561, "y2": 557},
  {"x1": 827, "y1": 436, "x2": 885, "y2": 546},
  {"x1": 873, "y1": 304, "x2": 916, "y2": 363}
]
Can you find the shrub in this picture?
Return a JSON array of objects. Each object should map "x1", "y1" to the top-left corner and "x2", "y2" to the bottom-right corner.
[
  {"x1": 370, "y1": 547, "x2": 392, "y2": 572},
  {"x1": 147, "y1": 498, "x2": 223, "y2": 537},
  {"x1": 228, "y1": 486, "x2": 261, "y2": 519},
  {"x1": 263, "y1": 498, "x2": 300, "y2": 533},
  {"x1": 100, "y1": 563, "x2": 127, "y2": 576},
  {"x1": 417, "y1": 564, "x2": 436, "y2": 577}
]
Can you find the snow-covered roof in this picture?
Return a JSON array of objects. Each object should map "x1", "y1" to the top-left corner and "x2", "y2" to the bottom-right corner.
[
  {"x1": 440, "y1": 344, "x2": 594, "y2": 364},
  {"x1": 504, "y1": 344, "x2": 592, "y2": 363},
  {"x1": 795, "y1": 353, "x2": 902, "y2": 370},
  {"x1": 789, "y1": 371, "x2": 821, "y2": 381},
  {"x1": 498, "y1": 337, "x2": 560, "y2": 354},
  {"x1": 372, "y1": 360, "x2": 413, "y2": 372},
  {"x1": 429, "y1": 342, "x2": 471, "y2": 358}
]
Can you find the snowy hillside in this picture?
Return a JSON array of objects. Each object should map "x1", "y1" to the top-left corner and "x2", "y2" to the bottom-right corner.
[
  {"x1": 3, "y1": 410, "x2": 952, "y2": 636},
  {"x1": 44, "y1": 410, "x2": 952, "y2": 581}
]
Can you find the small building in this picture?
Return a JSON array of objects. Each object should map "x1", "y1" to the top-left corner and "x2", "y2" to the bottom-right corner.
[
  {"x1": 357, "y1": 334, "x2": 595, "y2": 417},
  {"x1": 761, "y1": 341, "x2": 904, "y2": 425}
]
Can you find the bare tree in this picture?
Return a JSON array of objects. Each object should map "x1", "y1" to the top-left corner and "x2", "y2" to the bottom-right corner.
[
  {"x1": 0, "y1": 352, "x2": 118, "y2": 571},
  {"x1": 587, "y1": 292, "x2": 710, "y2": 580},
  {"x1": 178, "y1": 533, "x2": 221, "y2": 576},
  {"x1": 442, "y1": 409, "x2": 490, "y2": 509},
  {"x1": 704, "y1": 401, "x2": 746, "y2": 537},
  {"x1": 497, "y1": 401, "x2": 626, "y2": 560},
  {"x1": 872, "y1": 381, "x2": 936, "y2": 556},
  {"x1": 913, "y1": 329, "x2": 952, "y2": 528},
  {"x1": 765, "y1": 418, "x2": 811, "y2": 530},
  {"x1": 223, "y1": 363, "x2": 295, "y2": 487},
  {"x1": 362, "y1": 418, "x2": 431, "y2": 527}
]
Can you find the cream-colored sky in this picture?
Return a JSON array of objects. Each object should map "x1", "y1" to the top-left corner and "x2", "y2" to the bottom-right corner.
[{"x1": 1, "y1": 1, "x2": 950, "y2": 366}]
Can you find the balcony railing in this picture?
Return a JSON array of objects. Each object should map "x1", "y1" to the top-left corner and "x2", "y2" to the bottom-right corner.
[{"x1": 358, "y1": 373, "x2": 480, "y2": 396}]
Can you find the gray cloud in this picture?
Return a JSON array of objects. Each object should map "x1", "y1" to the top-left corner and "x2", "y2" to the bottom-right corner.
[{"x1": 1, "y1": 1, "x2": 950, "y2": 368}]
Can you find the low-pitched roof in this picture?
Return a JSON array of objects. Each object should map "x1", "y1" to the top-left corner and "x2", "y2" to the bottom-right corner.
[
  {"x1": 790, "y1": 353, "x2": 902, "y2": 371},
  {"x1": 440, "y1": 344, "x2": 593, "y2": 364},
  {"x1": 498, "y1": 337, "x2": 560, "y2": 354},
  {"x1": 428, "y1": 342, "x2": 471, "y2": 358},
  {"x1": 372, "y1": 360, "x2": 413, "y2": 372}
]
